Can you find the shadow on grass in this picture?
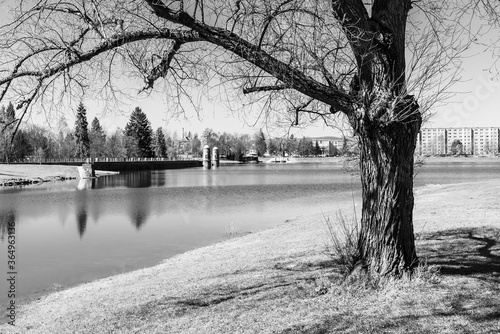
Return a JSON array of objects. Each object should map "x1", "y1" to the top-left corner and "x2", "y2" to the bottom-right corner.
[
  {"x1": 417, "y1": 226, "x2": 500, "y2": 283},
  {"x1": 276, "y1": 227, "x2": 500, "y2": 334}
]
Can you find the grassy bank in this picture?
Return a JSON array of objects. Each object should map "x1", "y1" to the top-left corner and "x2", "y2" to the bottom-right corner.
[{"x1": 2, "y1": 181, "x2": 500, "y2": 333}]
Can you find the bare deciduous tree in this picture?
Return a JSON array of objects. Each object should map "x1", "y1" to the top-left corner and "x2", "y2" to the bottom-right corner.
[{"x1": 1, "y1": 0, "x2": 498, "y2": 276}]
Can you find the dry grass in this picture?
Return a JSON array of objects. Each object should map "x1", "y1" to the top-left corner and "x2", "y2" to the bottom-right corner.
[
  {"x1": 1, "y1": 181, "x2": 500, "y2": 333},
  {"x1": 324, "y1": 211, "x2": 361, "y2": 276}
]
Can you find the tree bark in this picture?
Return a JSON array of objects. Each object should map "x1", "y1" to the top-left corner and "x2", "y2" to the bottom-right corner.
[{"x1": 354, "y1": 97, "x2": 422, "y2": 276}]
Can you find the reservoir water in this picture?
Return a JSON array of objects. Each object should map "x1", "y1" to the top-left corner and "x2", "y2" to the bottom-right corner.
[{"x1": 1, "y1": 159, "x2": 499, "y2": 315}]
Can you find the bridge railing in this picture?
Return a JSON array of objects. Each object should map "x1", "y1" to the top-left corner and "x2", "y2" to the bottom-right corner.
[{"x1": 4, "y1": 156, "x2": 201, "y2": 164}]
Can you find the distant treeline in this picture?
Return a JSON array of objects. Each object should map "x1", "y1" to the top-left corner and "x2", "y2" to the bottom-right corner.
[{"x1": 0, "y1": 102, "x2": 352, "y2": 163}]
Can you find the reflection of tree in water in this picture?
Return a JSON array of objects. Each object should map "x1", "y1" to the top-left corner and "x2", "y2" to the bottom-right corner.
[
  {"x1": 129, "y1": 191, "x2": 149, "y2": 230},
  {"x1": 76, "y1": 208, "x2": 87, "y2": 237},
  {"x1": 81, "y1": 171, "x2": 168, "y2": 190},
  {"x1": 0, "y1": 210, "x2": 15, "y2": 241},
  {"x1": 75, "y1": 189, "x2": 89, "y2": 238},
  {"x1": 151, "y1": 171, "x2": 166, "y2": 187},
  {"x1": 131, "y1": 207, "x2": 147, "y2": 230},
  {"x1": 124, "y1": 171, "x2": 152, "y2": 188}
]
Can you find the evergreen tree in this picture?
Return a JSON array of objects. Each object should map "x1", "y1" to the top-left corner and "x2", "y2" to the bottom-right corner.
[
  {"x1": 153, "y1": 127, "x2": 167, "y2": 158},
  {"x1": 89, "y1": 117, "x2": 106, "y2": 158},
  {"x1": 297, "y1": 137, "x2": 314, "y2": 157},
  {"x1": 124, "y1": 107, "x2": 153, "y2": 158},
  {"x1": 314, "y1": 141, "x2": 322, "y2": 156},
  {"x1": 254, "y1": 130, "x2": 267, "y2": 156},
  {"x1": 10, "y1": 129, "x2": 31, "y2": 161},
  {"x1": 123, "y1": 135, "x2": 139, "y2": 158},
  {"x1": 74, "y1": 102, "x2": 90, "y2": 159}
]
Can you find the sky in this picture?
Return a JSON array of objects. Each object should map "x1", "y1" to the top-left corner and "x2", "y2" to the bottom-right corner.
[{"x1": 2, "y1": 2, "x2": 500, "y2": 138}]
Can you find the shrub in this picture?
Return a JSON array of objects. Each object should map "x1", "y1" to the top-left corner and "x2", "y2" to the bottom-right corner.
[{"x1": 324, "y1": 211, "x2": 362, "y2": 276}]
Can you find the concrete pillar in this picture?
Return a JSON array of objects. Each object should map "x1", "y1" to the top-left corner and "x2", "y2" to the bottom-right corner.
[
  {"x1": 77, "y1": 163, "x2": 95, "y2": 179},
  {"x1": 211, "y1": 147, "x2": 220, "y2": 168},
  {"x1": 202, "y1": 145, "x2": 211, "y2": 169}
]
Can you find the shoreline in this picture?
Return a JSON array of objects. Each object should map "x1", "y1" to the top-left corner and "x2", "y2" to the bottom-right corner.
[
  {"x1": 2, "y1": 179, "x2": 499, "y2": 333},
  {"x1": 0, "y1": 164, "x2": 118, "y2": 187},
  {"x1": 1, "y1": 155, "x2": 498, "y2": 185}
]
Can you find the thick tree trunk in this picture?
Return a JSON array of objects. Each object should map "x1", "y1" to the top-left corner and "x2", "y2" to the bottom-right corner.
[{"x1": 355, "y1": 98, "x2": 422, "y2": 277}]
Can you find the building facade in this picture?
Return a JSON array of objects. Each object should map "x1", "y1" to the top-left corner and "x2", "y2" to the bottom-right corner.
[
  {"x1": 473, "y1": 127, "x2": 500, "y2": 155},
  {"x1": 311, "y1": 137, "x2": 338, "y2": 156},
  {"x1": 446, "y1": 127, "x2": 474, "y2": 155},
  {"x1": 419, "y1": 127, "x2": 500, "y2": 156},
  {"x1": 310, "y1": 136, "x2": 356, "y2": 156},
  {"x1": 419, "y1": 128, "x2": 447, "y2": 155}
]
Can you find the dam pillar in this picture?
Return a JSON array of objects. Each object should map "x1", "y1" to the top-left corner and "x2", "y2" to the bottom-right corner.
[
  {"x1": 202, "y1": 145, "x2": 211, "y2": 169},
  {"x1": 211, "y1": 147, "x2": 219, "y2": 168},
  {"x1": 77, "y1": 161, "x2": 95, "y2": 179}
]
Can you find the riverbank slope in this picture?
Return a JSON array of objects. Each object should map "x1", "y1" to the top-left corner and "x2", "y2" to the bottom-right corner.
[
  {"x1": 2, "y1": 180, "x2": 500, "y2": 333},
  {"x1": 0, "y1": 164, "x2": 117, "y2": 186}
]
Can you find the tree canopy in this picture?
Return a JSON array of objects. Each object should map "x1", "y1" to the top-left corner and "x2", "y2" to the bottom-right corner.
[
  {"x1": 1, "y1": 0, "x2": 489, "y2": 126},
  {"x1": 153, "y1": 127, "x2": 167, "y2": 158}
]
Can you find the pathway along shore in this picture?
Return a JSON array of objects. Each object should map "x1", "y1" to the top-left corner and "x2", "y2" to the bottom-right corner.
[{"x1": 1, "y1": 180, "x2": 500, "y2": 333}]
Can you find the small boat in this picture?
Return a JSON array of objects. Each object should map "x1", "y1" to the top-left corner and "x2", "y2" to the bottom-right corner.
[{"x1": 242, "y1": 150, "x2": 259, "y2": 163}]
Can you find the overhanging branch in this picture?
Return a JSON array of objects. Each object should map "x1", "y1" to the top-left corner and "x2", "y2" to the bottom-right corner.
[
  {"x1": 242, "y1": 84, "x2": 288, "y2": 94},
  {"x1": 144, "y1": 0, "x2": 355, "y2": 115},
  {"x1": 141, "y1": 40, "x2": 183, "y2": 92},
  {"x1": 0, "y1": 28, "x2": 202, "y2": 88}
]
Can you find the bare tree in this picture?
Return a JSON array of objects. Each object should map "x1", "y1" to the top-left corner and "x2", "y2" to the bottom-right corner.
[{"x1": 1, "y1": 0, "x2": 497, "y2": 276}]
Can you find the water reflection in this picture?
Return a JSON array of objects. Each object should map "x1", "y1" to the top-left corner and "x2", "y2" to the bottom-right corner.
[
  {"x1": 124, "y1": 171, "x2": 152, "y2": 188},
  {"x1": 2, "y1": 161, "x2": 499, "y2": 311},
  {"x1": 77, "y1": 179, "x2": 95, "y2": 190},
  {"x1": 76, "y1": 207, "x2": 87, "y2": 237},
  {"x1": 131, "y1": 207, "x2": 148, "y2": 230},
  {"x1": 78, "y1": 171, "x2": 155, "y2": 189},
  {"x1": 75, "y1": 188, "x2": 89, "y2": 237},
  {"x1": 151, "y1": 171, "x2": 166, "y2": 187},
  {"x1": 128, "y1": 190, "x2": 149, "y2": 230}
]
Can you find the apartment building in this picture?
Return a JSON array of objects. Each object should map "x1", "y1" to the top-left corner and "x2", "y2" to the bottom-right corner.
[
  {"x1": 419, "y1": 128, "x2": 447, "y2": 155},
  {"x1": 419, "y1": 127, "x2": 500, "y2": 156},
  {"x1": 309, "y1": 136, "x2": 359, "y2": 156},
  {"x1": 473, "y1": 127, "x2": 500, "y2": 155},
  {"x1": 311, "y1": 137, "x2": 339, "y2": 156},
  {"x1": 446, "y1": 128, "x2": 474, "y2": 155}
]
